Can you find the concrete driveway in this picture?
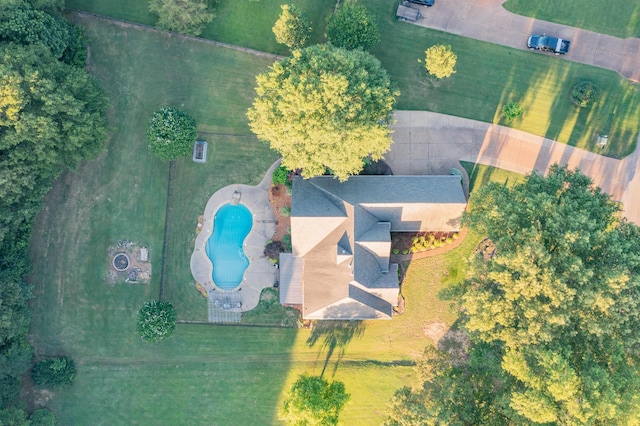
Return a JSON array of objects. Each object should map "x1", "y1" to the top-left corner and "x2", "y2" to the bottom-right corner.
[
  {"x1": 387, "y1": 111, "x2": 640, "y2": 224},
  {"x1": 408, "y1": 0, "x2": 640, "y2": 81}
]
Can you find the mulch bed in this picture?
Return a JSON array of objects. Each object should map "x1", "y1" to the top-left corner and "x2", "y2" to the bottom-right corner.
[
  {"x1": 391, "y1": 231, "x2": 459, "y2": 254},
  {"x1": 268, "y1": 183, "x2": 291, "y2": 243}
]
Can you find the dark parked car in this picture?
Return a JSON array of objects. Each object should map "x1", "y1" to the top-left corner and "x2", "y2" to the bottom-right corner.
[
  {"x1": 407, "y1": 0, "x2": 435, "y2": 6},
  {"x1": 527, "y1": 34, "x2": 570, "y2": 54}
]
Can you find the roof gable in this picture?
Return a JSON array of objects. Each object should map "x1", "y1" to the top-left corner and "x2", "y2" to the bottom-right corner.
[{"x1": 286, "y1": 174, "x2": 466, "y2": 320}]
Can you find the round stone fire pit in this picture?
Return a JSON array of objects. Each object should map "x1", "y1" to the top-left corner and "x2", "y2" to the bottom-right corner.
[{"x1": 112, "y1": 253, "x2": 130, "y2": 271}]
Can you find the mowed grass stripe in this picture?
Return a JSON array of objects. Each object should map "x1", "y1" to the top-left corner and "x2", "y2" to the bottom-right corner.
[
  {"x1": 29, "y1": 15, "x2": 433, "y2": 426},
  {"x1": 27, "y1": 16, "x2": 294, "y2": 424},
  {"x1": 67, "y1": 0, "x2": 640, "y2": 157},
  {"x1": 369, "y1": 0, "x2": 640, "y2": 158},
  {"x1": 66, "y1": 0, "x2": 336, "y2": 55},
  {"x1": 504, "y1": 0, "x2": 640, "y2": 39}
]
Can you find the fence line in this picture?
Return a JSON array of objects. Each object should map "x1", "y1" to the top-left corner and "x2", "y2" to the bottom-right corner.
[
  {"x1": 177, "y1": 319, "x2": 300, "y2": 329},
  {"x1": 158, "y1": 160, "x2": 176, "y2": 301},
  {"x1": 70, "y1": 10, "x2": 285, "y2": 61}
]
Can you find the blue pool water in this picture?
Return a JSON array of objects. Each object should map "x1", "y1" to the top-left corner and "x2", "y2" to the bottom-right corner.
[{"x1": 205, "y1": 203, "x2": 252, "y2": 290}]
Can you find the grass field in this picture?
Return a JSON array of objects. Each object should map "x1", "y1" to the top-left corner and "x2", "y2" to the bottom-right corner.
[
  {"x1": 66, "y1": 0, "x2": 335, "y2": 55},
  {"x1": 367, "y1": 0, "x2": 640, "y2": 159},
  {"x1": 461, "y1": 161, "x2": 525, "y2": 193},
  {"x1": 26, "y1": 2, "x2": 636, "y2": 424},
  {"x1": 503, "y1": 0, "x2": 640, "y2": 39},
  {"x1": 67, "y1": 0, "x2": 640, "y2": 158},
  {"x1": 27, "y1": 15, "x2": 484, "y2": 424}
]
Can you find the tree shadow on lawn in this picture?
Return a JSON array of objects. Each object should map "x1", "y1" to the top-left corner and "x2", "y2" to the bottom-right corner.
[{"x1": 306, "y1": 319, "x2": 366, "y2": 378}]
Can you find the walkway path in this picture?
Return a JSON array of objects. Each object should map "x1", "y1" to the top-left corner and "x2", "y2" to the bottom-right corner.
[
  {"x1": 409, "y1": 0, "x2": 640, "y2": 81},
  {"x1": 387, "y1": 111, "x2": 640, "y2": 224}
]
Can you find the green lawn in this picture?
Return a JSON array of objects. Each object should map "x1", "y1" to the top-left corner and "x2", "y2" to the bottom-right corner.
[
  {"x1": 66, "y1": 0, "x2": 335, "y2": 55},
  {"x1": 503, "y1": 0, "x2": 640, "y2": 39},
  {"x1": 26, "y1": 4, "x2": 637, "y2": 425},
  {"x1": 27, "y1": 15, "x2": 477, "y2": 425},
  {"x1": 367, "y1": 0, "x2": 640, "y2": 159},
  {"x1": 67, "y1": 0, "x2": 640, "y2": 158},
  {"x1": 461, "y1": 161, "x2": 525, "y2": 193}
]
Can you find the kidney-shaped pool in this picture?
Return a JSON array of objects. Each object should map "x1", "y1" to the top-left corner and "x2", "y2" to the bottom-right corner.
[{"x1": 205, "y1": 203, "x2": 252, "y2": 290}]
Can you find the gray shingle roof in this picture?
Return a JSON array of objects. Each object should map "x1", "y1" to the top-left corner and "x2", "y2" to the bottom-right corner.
[
  {"x1": 282, "y1": 175, "x2": 466, "y2": 320},
  {"x1": 279, "y1": 254, "x2": 303, "y2": 305}
]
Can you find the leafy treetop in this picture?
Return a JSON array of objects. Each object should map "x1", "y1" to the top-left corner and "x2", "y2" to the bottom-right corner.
[
  {"x1": 280, "y1": 374, "x2": 350, "y2": 425},
  {"x1": 0, "y1": 43, "x2": 108, "y2": 244},
  {"x1": 146, "y1": 107, "x2": 198, "y2": 161},
  {"x1": 0, "y1": 0, "x2": 86, "y2": 66},
  {"x1": 137, "y1": 301, "x2": 177, "y2": 342},
  {"x1": 31, "y1": 356, "x2": 76, "y2": 388},
  {"x1": 247, "y1": 44, "x2": 398, "y2": 181},
  {"x1": 326, "y1": 3, "x2": 380, "y2": 51},
  {"x1": 424, "y1": 44, "x2": 457, "y2": 79},
  {"x1": 387, "y1": 166, "x2": 640, "y2": 425},
  {"x1": 148, "y1": 0, "x2": 214, "y2": 37},
  {"x1": 457, "y1": 165, "x2": 640, "y2": 423},
  {"x1": 272, "y1": 4, "x2": 311, "y2": 50}
]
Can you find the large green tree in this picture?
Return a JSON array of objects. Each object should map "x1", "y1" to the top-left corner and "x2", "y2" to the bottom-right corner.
[
  {"x1": 326, "y1": 2, "x2": 380, "y2": 51},
  {"x1": 459, "y1": 166, "x2": 639, "y2": 423},
  {"x1": 280, "y1": 374, "x2": 350, "y2": 425},
  {"x1": 386, "y1": 344, "x2": 518, "y2": 425},
  {"x1": 460, "y1": 166, "x2": 640, "y2": 424},
  {"x1": 0, "y1": 6, "x2": 106, "y2": 423},
  {"x1": 272, "y1": 4, "x2": 311, "y2": 50},
  {"x1": 247, "y1": 44, "x2": 398, "y2": 181},
  {"x1": 388, "y1": 167, "x2": 640, "y2": 425},
  {"x1": 148, "y1": 0, "x2": 214, "y2": 36},
  {"x1": 0, "y1": 0, "x2": 85, "y2": 66},
  {"x1": 146, "y1": 107, "x2": 198, "y2": 161},
  {"x1": 31, "y1": 356, "x2": 76, "y2": 388},
  {"x1": 137, "y1": 301, "x2": 177, "y2": 342},
  {"x1": 0, "y1": 43, "x2": 107, "y2": 244},
  {"x1": 424, "y1": 44, "x2": 457, "y2": 79}
]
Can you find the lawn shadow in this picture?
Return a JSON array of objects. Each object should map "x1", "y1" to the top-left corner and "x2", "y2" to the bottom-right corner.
[{"x1": 306, "y1": 319, "x2": 366, "y2": 378}]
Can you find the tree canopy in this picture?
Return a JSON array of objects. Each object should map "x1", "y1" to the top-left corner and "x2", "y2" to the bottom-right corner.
[
  {"x1": 247, "y1": 44, "x2": 398, "y2": 181},
  {"x1": 272, "y1": 4, "x2": 311, "y2": 50},
  {"x1": 0, "y1": 43, "x2": 108, "y2": 244},
  {"x1": 0, "y1": 0, "x2": 86, "y2": 66},
  {"x1": 280, "y1": 374, "x2": 350, "y2": 425},
  {"x1": 326, "y1": 3, "x2": 380, "y2": 51},
  {"x1": 31, "y1": 356, "x2": 76, "y2": 388},
  {"x1": 459, "y1": 166, "x2": 640, "y2": 423},
  {"x1": 137, "y1": 301, "x2": 177, "y2": 342},
  {"x1": 146, "y1": 107, "x2": 198, "y2": 161},
  {"x1": 424, "y1": 44, "x2": 457, "y2": 79},
  {"x1": 148, "y1": 0, "x2": 214, "y2": 36},
  {"x1": 389, "y1": 166, "x2": 640, "y2": 425},
  {"x1": 386, "y1": 344, "x2": 517, "y2": 425},
  {"x1": 0, "y1": 5, "x2": 106, "y2": 420}
]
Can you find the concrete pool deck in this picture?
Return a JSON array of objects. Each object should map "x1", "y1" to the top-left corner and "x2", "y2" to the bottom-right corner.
[{"x1": 190, "y1": 160, "x2": 281, "y2": 315}]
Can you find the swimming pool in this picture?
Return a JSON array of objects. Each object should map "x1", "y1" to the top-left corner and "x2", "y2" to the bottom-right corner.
[{"x1": 205, "y1": 203, "x2": 252, "y2": 290}]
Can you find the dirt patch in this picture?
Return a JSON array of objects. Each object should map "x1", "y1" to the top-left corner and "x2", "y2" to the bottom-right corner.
[
  {"x1": 475, "y1": 237, "x2": 496, "y2": 261},
  {"x1": 438, "y1": 329, "x2": 471, "y2": 367},
  {"x1": 423, "y1": 321, "x2": 448, "y2": 345},
  {"x1": 268, "y1": 183, "x2": 291, "y2": 244},
  {"x1": 22, "y1": 380, "x2": 54, "y2": 411},
  {"x1": 106, "y1": 240, "x2": 151, "y2": 285}
]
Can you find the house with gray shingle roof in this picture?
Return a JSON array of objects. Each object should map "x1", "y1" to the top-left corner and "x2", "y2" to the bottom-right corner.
[{"x1": 279, "y1": 175, "x2": 467, "y2": 320}]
